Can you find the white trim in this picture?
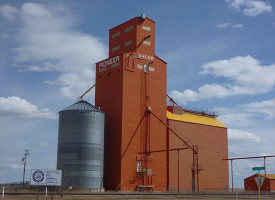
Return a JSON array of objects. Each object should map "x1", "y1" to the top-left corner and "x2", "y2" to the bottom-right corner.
[
  {"x1": 142, "y1": 41, "x2": 151, "y2": 46},
  {"x1": 137, "y1": 64, "x2": 143, "y2": 69},
  {"x1": 142, "y1": 26, "x2": 151, "y2": 31}
]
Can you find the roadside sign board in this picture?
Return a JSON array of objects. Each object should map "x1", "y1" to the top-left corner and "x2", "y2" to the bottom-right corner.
[
  {"x1": 30, "y1": 169, "x2": 62, "y2": 186},
  {"x1": 255, "y1": 176, "x2": 265, "y2": 187},
  {"x1": 252, "y1": 167, "x2": 265, "y2": 171}
]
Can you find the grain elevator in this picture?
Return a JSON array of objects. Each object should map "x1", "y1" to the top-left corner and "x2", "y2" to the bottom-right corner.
[{"x1": 57, "y1": 15, "x2": 229, "y2": 192}]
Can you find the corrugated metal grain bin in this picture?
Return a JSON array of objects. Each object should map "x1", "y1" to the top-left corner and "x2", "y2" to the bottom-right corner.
[{"x1": 57, "y1": 100, "x2": 105, "y2": 189}]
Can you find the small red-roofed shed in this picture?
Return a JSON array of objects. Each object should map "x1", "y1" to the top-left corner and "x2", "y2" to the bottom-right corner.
[{"x1": 244, "y1": 174, "x2": 275, "y2": 191}]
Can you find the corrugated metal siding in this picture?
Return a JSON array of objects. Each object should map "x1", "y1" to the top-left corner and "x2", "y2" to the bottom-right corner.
[
  {"x1": 166, "y1": 111, "x2": 226, "y2": 128},
  {"x1": 57, "y1": 101, "x2": 105, "y2": 189}
]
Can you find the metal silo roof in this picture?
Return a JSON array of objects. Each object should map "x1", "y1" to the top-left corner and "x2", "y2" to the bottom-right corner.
[{"x1": 60, "y1": 100, "x2": 103, "y2": 112}]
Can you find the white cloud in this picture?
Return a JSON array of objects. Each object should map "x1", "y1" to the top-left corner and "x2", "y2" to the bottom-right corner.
[
  {"x1": 46, "y1": 70, "x2": 95, "y2": 99},
  {"x1": 170, "y1": 55, "x2": 275, "y2": 104},
  {"x1": 39, "y1": 142, "x2": 50, "y2": 147},
  {"x1": 217, "y1": 22, "x2": 232, "y2": 28},
  {"x1": 243, "y1": 0, "x2": 272, "y2": 16},
  {"x1": 10, "y1": 164, "x2": 20, "y2": 169},
  {"x1": 218, "y1": 113, "x2": 256, "y2": 127},
  {"x1": 216, "y1": 23, "x2": 244, "y2": 29},
  {"x1": 0, "y1": 163, "x2": 21, "y2": 170},
  {"x1": 19, "y1": 65, "x2": 52, "y2": 72},
  {"x1": 227, "y1": 0, "x2": 246, "y2": 11},
  {"x1": 242, "y1": 98, "x2": 275, "y2": 119},
  {"x1": 170, "y1": 84, "x2": 232, "y2": 104},
  {"x1": 2, "y1": 2, "x2": 107, "y2": 99},
  {"x1": 228, "y1": 128, "x2": 261, "y2": 143},
  {"x1": 0, "y1": 4, "x2": 17, "y2": 20},
  {"x1": 215, "y1": 97, "x2": 275, "y2": 127},
  {"x1": 233, "y1": 24, "x2": 243, "y2": 28},
  {"x1": 0, "y1": 96, "x2": 57, "y2": 119},
  {"x1": 215, "y1": 106, "x2": 257, "y2": 127},
  {"x1": 226, "y1": 0, "x2": 272, "y2": 17}
]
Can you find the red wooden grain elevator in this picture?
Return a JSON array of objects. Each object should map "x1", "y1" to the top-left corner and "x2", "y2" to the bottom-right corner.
[{"x1": 95, "y1": 15, "x2": 228, "y2": 191}]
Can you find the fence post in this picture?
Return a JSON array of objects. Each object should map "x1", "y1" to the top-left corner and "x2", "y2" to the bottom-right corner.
[{"x1": 2, "y1": 187, "x2": 4, "y2": 199}]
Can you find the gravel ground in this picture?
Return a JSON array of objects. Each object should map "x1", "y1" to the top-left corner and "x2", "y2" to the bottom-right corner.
[{"x1": 2, "y1": 194, "x2": 274, "y2": 200}]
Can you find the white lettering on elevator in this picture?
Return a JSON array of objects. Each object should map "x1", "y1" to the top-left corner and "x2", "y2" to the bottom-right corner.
[
  {"x1": 137, "y1": 53, "x2": 153, "y2": 61},
  {"x1": 99, "y1": 56, "x2": 120, "y2": 69}
]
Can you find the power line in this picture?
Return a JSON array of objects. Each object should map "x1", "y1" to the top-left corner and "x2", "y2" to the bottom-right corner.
[{"x1": 22, "y1": 150, "x2": 30, "y2": 189}]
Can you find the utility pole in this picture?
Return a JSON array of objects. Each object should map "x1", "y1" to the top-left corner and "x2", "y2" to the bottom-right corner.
[{"x1": 22, "y1": 150, "x2": 30, "y2": 189}]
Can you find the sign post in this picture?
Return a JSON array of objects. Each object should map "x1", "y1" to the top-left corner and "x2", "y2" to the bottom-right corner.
[
  {"x1": 252, "y1": 167, "x2": 265, "y2": 200},
  {"x1": 30, "y1": 169, "x2": 62, "y2": 200},
  {"x1": 51, "y1": 187, "x2": 54, "y2": 200},
  {"x1": 36, "y1": 186, "x2": 39, "y2": 200},
  {"x1": 2, "y1": 187, "x2": 4, "y2": 199}
]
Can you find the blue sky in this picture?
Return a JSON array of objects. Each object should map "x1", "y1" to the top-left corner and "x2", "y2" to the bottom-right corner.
[{"x1": 0, "y1": 0, "x2": 275, "y2": 188}]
